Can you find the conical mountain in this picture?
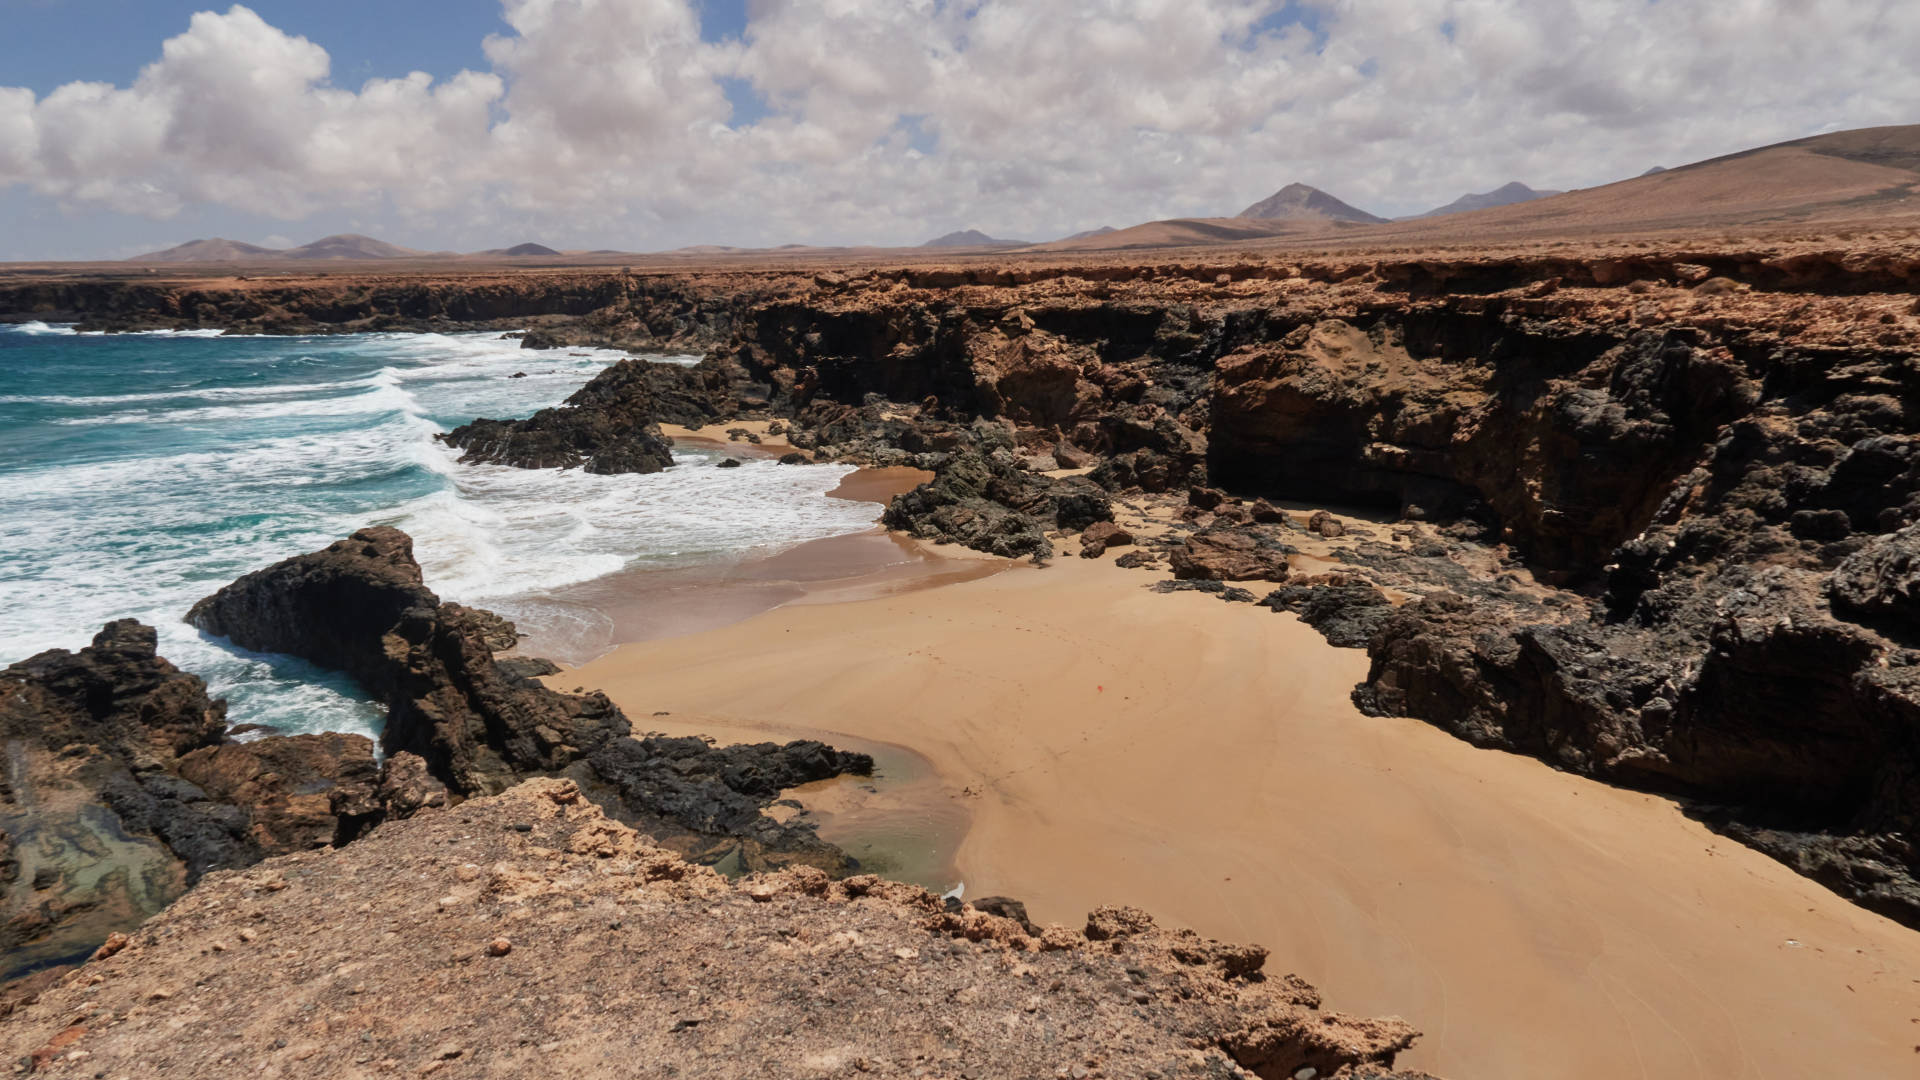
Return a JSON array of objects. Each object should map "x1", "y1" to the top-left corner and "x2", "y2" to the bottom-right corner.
[{"x1": 1237, "y1": 183, "x2": 1386, "y2": 224}]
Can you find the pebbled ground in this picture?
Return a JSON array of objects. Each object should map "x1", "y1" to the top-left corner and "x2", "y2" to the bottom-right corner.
[{"x1": 0, "y1": 779, "x2": 1431, "y2": 1080}]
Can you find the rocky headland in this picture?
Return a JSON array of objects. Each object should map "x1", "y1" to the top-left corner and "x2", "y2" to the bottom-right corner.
[{"x1": 24, "y1": 243, "x2": 1911, "y2": 925}]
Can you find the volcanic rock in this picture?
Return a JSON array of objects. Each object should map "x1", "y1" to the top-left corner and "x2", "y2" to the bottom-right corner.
[
  {"x1": 1308, "y1": 510, "x2": 1346, "y2": 538},
  {"x1": 1829, "y1": 523, "x2": 1920, "y2": 627},
  {"x1": 173, "y1": 734, "x2": 385, "y2": 852},
  {"x1": 186, "y1": 528, "x2": 873, "y2": 874},
  {"x1": 440, "y1": 359, "x2": 679, "y2": 474},
  {"x1": 1169, "y1": 528, "x2": 1295, "y2": 582},
  {"x1": 1261, "y1": 584, "x2": 1396, "y2": 649},
  {"x1": 1078, "y1": 520, "x2": 1134, "y2": 558},
  {"x1": 0, "y1": 622, "x2": 398, "y2": 988},
  {"x1": 0, "y1": 622, "x2": 228, "y2": 983},
  {"x1": 185, "y1": 527, "x2": 620, "y2": 793},
  {"x1": 883, "y1": 450, "x2": 1113, "y2": 562}
]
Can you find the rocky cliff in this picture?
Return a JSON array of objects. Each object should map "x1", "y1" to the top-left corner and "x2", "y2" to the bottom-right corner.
[
  {"x1": 718, "y1": 263, "x2": 1920, "y2": 927},
  {"x1": 289, "y1": 251, "x2": 1920, "y2": 927},
  {"x1": 0, "y1": 779, "x2": 1433, "y2": 1079}
]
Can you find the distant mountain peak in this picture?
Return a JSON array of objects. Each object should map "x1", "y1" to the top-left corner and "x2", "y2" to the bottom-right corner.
[
  {"x1": 291, "y1": 234, "x2": 422, "y2": 260},
  {"x1": 500, "y1": 242, "x2": 560, "y2": 257},
  {"x1": 126, "y1": 237, "x2": 282, "y2": 263},
  {"x1": 1416, "y1": 181, "x2": 1562, "y2": 219},
  {"x1": 130, "y1": 233, "x2": 425, "y2": 263},
  {"x1": 922, "y1": 229, "x2": 1028, "y2": 248},
  {"x1": 1237, "y1": 183, "x2": 1386, "y2": 224}
]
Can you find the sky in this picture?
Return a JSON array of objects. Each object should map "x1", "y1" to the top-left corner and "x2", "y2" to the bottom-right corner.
[{"x1": 1, "y1": 0, "x2": 1916, "y2": 260}]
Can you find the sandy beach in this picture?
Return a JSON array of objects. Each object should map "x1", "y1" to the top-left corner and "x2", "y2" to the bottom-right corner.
[
  {"x1": 510, "y1": 453, "x2": 996, "y2": 665},
  {"x1": 565, "y1": 546, "x2": 1920, "y2": 1080}
]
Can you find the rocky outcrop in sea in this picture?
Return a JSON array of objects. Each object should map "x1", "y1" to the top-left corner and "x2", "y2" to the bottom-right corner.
[{"x1": 185, "y1": 527, "x2": 872, "y2": 874}]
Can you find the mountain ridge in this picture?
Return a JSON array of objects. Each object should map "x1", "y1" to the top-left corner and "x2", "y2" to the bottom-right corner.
[{"x1": 1415, "y1": 181, "x2": 1562, "y2": 219}]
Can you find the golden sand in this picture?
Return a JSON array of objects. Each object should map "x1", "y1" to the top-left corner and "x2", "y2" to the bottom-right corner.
[{"x1": 566, "y1": 550, "x2": 1920, "y2": 1080}]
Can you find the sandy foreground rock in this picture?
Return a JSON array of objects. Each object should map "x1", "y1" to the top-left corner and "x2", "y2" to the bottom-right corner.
[{"x1": 0, "y1": 779, "x2": 1430, "y2": 1080}]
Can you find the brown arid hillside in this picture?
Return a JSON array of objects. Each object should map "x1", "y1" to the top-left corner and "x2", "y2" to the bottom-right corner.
[
  {"x1": 91, "y1": 124, "x2": 1920, "y2": 270},
  {"x1": 1033, "y1": 216, "x2": 1320, "y2": 252},
  {"x1": 1377, "y1": 123, "x2": 1920, "y2": 238},
  {"x1": 129, "y1": 233, "x2": 429, "y2": 264},
  {"x1": 126, "y1": 237, "x2": 286, "y2": 263},
  {"x1": 1238, "y1": 183, "x2": 1387, "y2": 224},
  {"x1": 0, "y1": 779, "x2": 1431, "y2": 1079},
  {"x1": 1039, "y1": 124, "x2": 1920, "y2": 254}
]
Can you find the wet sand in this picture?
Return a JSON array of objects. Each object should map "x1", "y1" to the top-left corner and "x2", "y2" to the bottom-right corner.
[
  {"x1": 511, "y1": 458, "x2": 974, "y2": 665},
  {"x1": 566, "y1": 552, "x2": 1920, "y2": 1080},
  {"x1": 657, "y1": 419, "x2": 796, "y2": 456}
]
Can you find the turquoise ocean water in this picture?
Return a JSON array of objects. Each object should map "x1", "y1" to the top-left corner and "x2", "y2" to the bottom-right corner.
[{"x1": 0, "y1": 322, "x2": 872, "y2": 738}]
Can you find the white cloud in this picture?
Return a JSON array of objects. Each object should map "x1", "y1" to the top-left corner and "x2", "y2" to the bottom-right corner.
[{"x1": 1, "y1": 0, "x2": 1917, "y2": 251}]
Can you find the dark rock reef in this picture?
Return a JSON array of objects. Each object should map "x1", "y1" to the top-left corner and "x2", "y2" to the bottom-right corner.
[
  {"x1": 440, "y1": 358, "x2": 680, "y2": 473},
  {"x1": 882, "y1": 443, "x2": 1113, "y2": 561},
  {"x1": 186, "y1": 527, "x2": 873, "y2": 875},
  {"x1": 0, "y1": 621, "x2": 395, "y2": 988}
]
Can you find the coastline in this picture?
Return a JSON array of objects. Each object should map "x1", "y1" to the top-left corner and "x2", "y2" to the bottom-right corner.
[
  {"x1": 561, "y1": 547, "x2": 1920, "y2": 1080},
  {"x1": 15, "y1": 240, "x2": 1920, "y2": 1077},
  {"x1": 506, "y1": 442, "x2": 992, "y2": 889},
  {"x1": 508, "y1": 443, "x2": 993, "y2": 667}
]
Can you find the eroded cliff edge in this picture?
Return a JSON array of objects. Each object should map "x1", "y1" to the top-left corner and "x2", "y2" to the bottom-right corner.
[{"x1": 0, "y1": 779, "x2": 1431, "y2": 1079}]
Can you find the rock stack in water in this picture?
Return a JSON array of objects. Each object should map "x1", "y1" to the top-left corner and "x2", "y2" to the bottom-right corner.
[
  {"x1": 438, "y1": 356, "x2": 740, "y2": 474},
  {"x1": 186, "y1": 527, "x2": 873, "y2": 874}
]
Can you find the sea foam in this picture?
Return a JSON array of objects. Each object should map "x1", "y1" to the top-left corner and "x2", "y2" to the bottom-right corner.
[{"x1": 0, "y1": 329, "x2": 874, "y2": 738}]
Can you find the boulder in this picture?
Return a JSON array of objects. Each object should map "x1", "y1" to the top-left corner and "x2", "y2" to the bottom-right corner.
[
  {"x1": 1307, "y1": 510, "x2": 1346, "y2": 539},
  {"x1": 1051, "y1": 441, "x2": 1094, "y2": 469},
  {"x1": 1169, "y1": 529, "x2": 1294, "y2": 583},
  {"x1": 1249, "y1": 499, "x2": 1289, "y2": 524},
  {"x1": 174, "y1": 733, "x2": 385, "y2": 851},
  {"x1": 1831, "y1": 523, "x2": 1920, "y2": 626},
  {"x1": 376, "y1": 751, "x2": 449, "y2": 818},
  {"x1": 883, "y1": 451, "x2": 1113, "y2": 562},
  {"x1": 1079, "y1": 521, "x2": 1135, "y2": 558}
]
